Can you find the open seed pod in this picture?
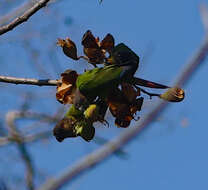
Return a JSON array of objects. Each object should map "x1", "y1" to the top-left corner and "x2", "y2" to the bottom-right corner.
[
  {"x1": 57, "y1": 37, "x2": 79, "y2": 60},
  {"x1": 56, "y1": 69, "x2": 78, "y2": 104},
  {"x1": 81, "y1": 30, "x2": 115, "y2": 64}
]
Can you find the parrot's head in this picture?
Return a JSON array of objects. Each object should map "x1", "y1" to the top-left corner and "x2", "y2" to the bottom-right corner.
[
  {"x1": 53, "y1": 117, "x2": 77, "y2": 142},
  {"x1": 108, "y1": 43, "x2": 140, "y2": 67},
  {"x1": 53, "y1": 117, "x2": 95, "y2": 142}
]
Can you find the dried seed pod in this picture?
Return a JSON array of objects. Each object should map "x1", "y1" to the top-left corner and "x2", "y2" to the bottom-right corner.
[
  {"x1": 81, "y1": 30, "x2": 115, "y2": 64},
  {"x1": 160, "y1": 87, "x2": 185, "y2": 102},
  {"x1": 100, "y1": 33, "x2": 115, "y2": 53},
  {"x1": 82, "y1": 30, "x2": 99, "y2": 49},
  {"x1": 56, "y1": 69, "x2": 78, "y2": 104},
  {"x1": 57, "y1": 38, "x2": 78, "y2": 60}
]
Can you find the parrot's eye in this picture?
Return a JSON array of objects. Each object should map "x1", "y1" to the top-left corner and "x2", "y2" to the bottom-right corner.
[{"x1": 117, "y1": 51, "x2": 132, "y2": 63}]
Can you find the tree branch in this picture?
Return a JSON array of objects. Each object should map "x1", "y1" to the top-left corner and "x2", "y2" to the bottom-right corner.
[
  {"x1": 0, "y1": 0, "x2": 51, "y2": 36},
  {"x1": 0, "y1": 1, "x2": 36, "y2": 26},
  {"x1": 6, "y1": 111, "x2": 35, "y2": 190},
  {"x1": 0, "y1": 75, "x2": 58, "y2": 86},
  {"x1": 0, "y1": 111, "x2": 61, "y2": 146},
  {"x1": 37, "y1": 22, "x2": 208, "y2": 190}
]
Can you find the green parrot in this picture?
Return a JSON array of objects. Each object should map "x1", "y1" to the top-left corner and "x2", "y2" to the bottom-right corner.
[
  {"x1": 53, "y1": 100, "x2": 108, "y2": 142},
  {"x1": 53, "y1": 104, "x2": 96, "y2": 142},
  {"x1": 73, "y1": 43, "x2": 140, "y2": 109},
  {"x1": 54, "y1": 43, "x2": 184, "y2": 142},
  {"x1": 73, "y1": 43, "x2": 169, "y2": 110}
]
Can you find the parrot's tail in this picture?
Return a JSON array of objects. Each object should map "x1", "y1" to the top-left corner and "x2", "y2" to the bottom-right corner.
[{"x1": 132, "y1": 77, "x2": 170, "y2": 89}]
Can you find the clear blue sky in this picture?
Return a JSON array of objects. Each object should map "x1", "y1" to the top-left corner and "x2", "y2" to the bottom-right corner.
[{"x1": 1, "y1": 0, "x2": 208, "y2": 189}]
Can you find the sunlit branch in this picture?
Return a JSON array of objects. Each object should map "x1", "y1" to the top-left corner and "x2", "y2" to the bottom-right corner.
[
  {"x1": 0, "y1": 0, "x2": 51, "y2": 36},
  {"x1": 6, "y1": 111, "x2": 35, "y2": 190},
  {"x1": 0, "y1": 75, "x2": 59, "y2": 86}
]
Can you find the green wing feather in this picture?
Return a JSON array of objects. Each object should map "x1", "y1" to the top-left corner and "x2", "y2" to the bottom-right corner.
[
  {"x1": 76, "y1": 65, "x2": 123, "y2": 99},
  {"x1": 76, "y1": 43, "x2": 140, "y2": 100}
]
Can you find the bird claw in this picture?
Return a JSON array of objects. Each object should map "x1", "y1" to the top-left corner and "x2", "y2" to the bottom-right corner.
[{"x1": 102, "y1": 119, "x2": 109, "y2": 127}]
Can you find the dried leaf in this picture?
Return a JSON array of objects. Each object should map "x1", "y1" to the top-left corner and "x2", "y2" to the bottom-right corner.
[
  {"x1": 160, "y1": 87, "x2": 185, "y2": 102},
  {"x1": 57, "y1": 38, "x2": 78, "y2": 60},
  {"x1": 56, "y1": 70, "x2": 78, "y2": 104}
]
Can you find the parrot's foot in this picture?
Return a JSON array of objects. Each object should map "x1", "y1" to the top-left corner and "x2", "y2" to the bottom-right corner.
[
  {"x1": 134, "y1": 85, "x2": 160, "y2": 99},
  {"x1": 133, "y1": 116, "x2": 140, "y2": 121},
  {"x1": 102, "y1": 119, "x2": 109, "y2": 127}
]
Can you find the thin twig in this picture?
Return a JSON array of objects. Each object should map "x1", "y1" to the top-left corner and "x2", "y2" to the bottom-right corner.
[
  {"x1": 0, "y1": 0, "x2": 51, "y2": 36},
  {"x1": 3, "y1": 110, "x2": 63, "y2": 189},
  {"x1": 37, "y1": 26, "x2": 208, "y2": 190},
  {"x1": 0, "y1": 1, "x2": 36, "y2": 26},
  {"x1": 0, "y1": 111, "x2": 61, "y2": 146},
  {"x1": 6, "y1": 112, "x2": 35, "y2": 190},
  {"x1": 0, "y1": 75, "x2": 59, "y2": 86}
]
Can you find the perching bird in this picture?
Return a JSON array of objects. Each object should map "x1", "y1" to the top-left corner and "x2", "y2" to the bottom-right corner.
[
  {"x1": 73, "y1": 43, "x2": 140, "y2": 110},
  {"x1": 54, "y1": 43, "x2": 184, "y2": 142}
]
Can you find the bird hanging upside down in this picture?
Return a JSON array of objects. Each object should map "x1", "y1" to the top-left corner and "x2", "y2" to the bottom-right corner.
[{"x1": 54, "y1": 33, "x2": 185, "y2": 142}]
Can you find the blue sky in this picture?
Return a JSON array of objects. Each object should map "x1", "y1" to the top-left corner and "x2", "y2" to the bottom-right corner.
[{"x1": 1, "y1": 0, "x2": 208, "y2": 189}]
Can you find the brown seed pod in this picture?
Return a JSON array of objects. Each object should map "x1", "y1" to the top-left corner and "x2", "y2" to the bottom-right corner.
[
  {"x1": 56, "y1": 69, "x2": 78, "y2": 104},
  {"x1": 57, "y1": 37, "x2": 79, "y2": 60}
]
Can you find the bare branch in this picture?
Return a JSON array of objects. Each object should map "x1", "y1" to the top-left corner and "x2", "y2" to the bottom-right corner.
[
  {"x1": 17, "y1": 143, "x2": 35, "y2": 190},
  {"x1": 0, "y1": 75, "x2": 59, "y2": 86},
  {"x1": 0, "y1": 1, "x2": 36, "y2": 26},
  {"x1": 0, "y1": 0, "x2": 51, "y2": 36},
  {"x1": 199, "y1": 3, "x2": 208, "y2": 32},
  {"x1": 0, "y1": 111, "x2": 60, "y2": 146},
  {"x1": 6, "y1": 111, "x2": 35, "y2": 190},
  {"x1": 0, "y1": 137, "x2": 10, "y2": 146},
  {"x1": 37, "y1": 30, "x2": 208, "y2": 190}
]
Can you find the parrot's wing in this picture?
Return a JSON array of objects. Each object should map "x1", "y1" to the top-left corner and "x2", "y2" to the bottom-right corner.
[{"x1": 76, "y1": 65, "x2": 123, "y2": 99}]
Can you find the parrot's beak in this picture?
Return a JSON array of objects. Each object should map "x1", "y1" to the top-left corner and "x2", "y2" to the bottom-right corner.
[{"x1": 55, "y1": 136, "x2": 64, "y2": 142}]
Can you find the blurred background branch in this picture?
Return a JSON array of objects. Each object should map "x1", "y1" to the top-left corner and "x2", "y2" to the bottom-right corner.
[
  {"x1": 0, "y1": 0, "x2": 51, "y2": 35},
  {"x1": 6, "y1": 111, "x2": 35, "y2": 190}
]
